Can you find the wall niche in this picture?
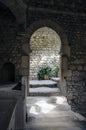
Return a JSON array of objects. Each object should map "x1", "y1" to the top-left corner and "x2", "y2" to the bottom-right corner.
[{"x1": 2, "y1": 62, "x2": 15, "y2": 83}]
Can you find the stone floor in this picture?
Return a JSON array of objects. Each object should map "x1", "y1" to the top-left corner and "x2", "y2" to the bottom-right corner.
[{"x1": 26, "y1": 96, "x2": 86, "y2": 130}]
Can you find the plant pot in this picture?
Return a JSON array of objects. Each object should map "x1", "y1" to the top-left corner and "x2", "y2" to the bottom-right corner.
[{"x1": 44, "y1": 74, "x2": 49, "y2": 80}]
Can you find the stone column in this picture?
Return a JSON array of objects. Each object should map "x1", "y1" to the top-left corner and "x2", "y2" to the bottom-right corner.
[{"x1": 15, "y1": 33, "x2": 29, "y2": 130}]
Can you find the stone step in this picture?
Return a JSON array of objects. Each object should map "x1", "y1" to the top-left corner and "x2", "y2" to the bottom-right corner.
[
  {"x1": 30, "y1": 84, "x2": 57, "y2": 88},
  {"x1": 28, "y1": 80, "x2": 60, "y2": 96},
  {"x1": 29, "y1": 80, "x2": 58, "y2": 88},
  {"x1": 28, "y1": 92, "x2": 61, "y2": 96},
  {"x1": 28, "y1": 87, "x2": 61, "y2": 96}
]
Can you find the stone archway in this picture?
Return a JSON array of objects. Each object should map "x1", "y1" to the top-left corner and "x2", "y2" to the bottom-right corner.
[
  {"x1": 29, "y1": 26, "x2": 61, "y2": 80},
  {"x1": 22, "y1": 19, "x2": 70, "y2": 96}
]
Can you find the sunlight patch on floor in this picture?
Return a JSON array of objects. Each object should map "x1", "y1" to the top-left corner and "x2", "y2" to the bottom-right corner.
[
  {"x1": 56, "y1": 96, "x2": 67, "y2": 104},
  {"x1": 29, "y1": 100, "x2": 56, "y2": 115}
]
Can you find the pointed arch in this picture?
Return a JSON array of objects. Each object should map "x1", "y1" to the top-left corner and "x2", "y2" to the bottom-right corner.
[{"x1": 23, "y1": 19, "x2": 70, "y2": 95}]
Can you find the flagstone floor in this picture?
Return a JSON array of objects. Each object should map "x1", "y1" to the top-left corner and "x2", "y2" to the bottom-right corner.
[{"x1": 26, "y1": 96, "x2": 86, "y2": 130}]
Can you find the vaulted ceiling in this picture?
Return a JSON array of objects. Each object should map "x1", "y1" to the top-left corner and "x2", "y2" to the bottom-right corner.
[
  {"x1": 0, "y1": 0, "x2": 86, "y2": 28},
  {"x1": 24, "y1": 0, "x2": 86, "y2": 13}
]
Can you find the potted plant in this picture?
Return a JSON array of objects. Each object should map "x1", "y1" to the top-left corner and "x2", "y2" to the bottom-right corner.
[
  {"x1": 37, "y1": 66, "x2": 52, "y2": 80},
  {"x1": 44, "y1": 66, "x2": 52, "y2": 80}
]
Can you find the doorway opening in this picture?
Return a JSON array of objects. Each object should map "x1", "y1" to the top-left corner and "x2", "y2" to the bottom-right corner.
[
  {"x1": 29, "y1": 27, "x2": 61, "y2": 96},
  {"x1": 2, "y1": 62, "x2": 15, "y2": 83}
]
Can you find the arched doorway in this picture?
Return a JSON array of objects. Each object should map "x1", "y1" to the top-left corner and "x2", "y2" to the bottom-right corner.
[
  {"x1": 29, "y1": 27, "x2": 61, "y2": 81},
  {"x1": 28, "y1": 26, "x2": 62, "y2": 96},
  {"x1": 24, "y1": 19, "x2": 70, "y2": 96},
  {"x1": 2, "y1": 62, "x2": 15, "y2": 83}
]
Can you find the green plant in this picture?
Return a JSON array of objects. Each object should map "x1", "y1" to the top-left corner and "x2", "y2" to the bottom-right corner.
[
  {"x1": 37, "y1": 66, "x2": 52, "y2": 80},
  {"x1": 37, "y1": 68, "x2": 44, "y2": 80},
  {"x1": 54, "y1": 66, "x2": 59, "y2": 77},
  {"x1": 51, "y1": 66, "x2": 60, "y2": 77}
]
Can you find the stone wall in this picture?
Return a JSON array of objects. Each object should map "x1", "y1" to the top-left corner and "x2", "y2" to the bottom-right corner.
[
  {"x1": 0, "y1": 0, "x2": 86, "y2": 117},
  {"x1": 0, "y1": 9, "x2": 21, "y2": 83},
  {"x1": 30, "y1": 27, "x2": 61, "y2": 79},
  {"x1": 66, "y1": 29, "x2": 86, "y2": 116},
  {"x1": 62, "y1": 15, "x2": 86, "y2": 116},
  {"x1": 27, "y1": 5, "x2": 86, "y2": 116}
]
